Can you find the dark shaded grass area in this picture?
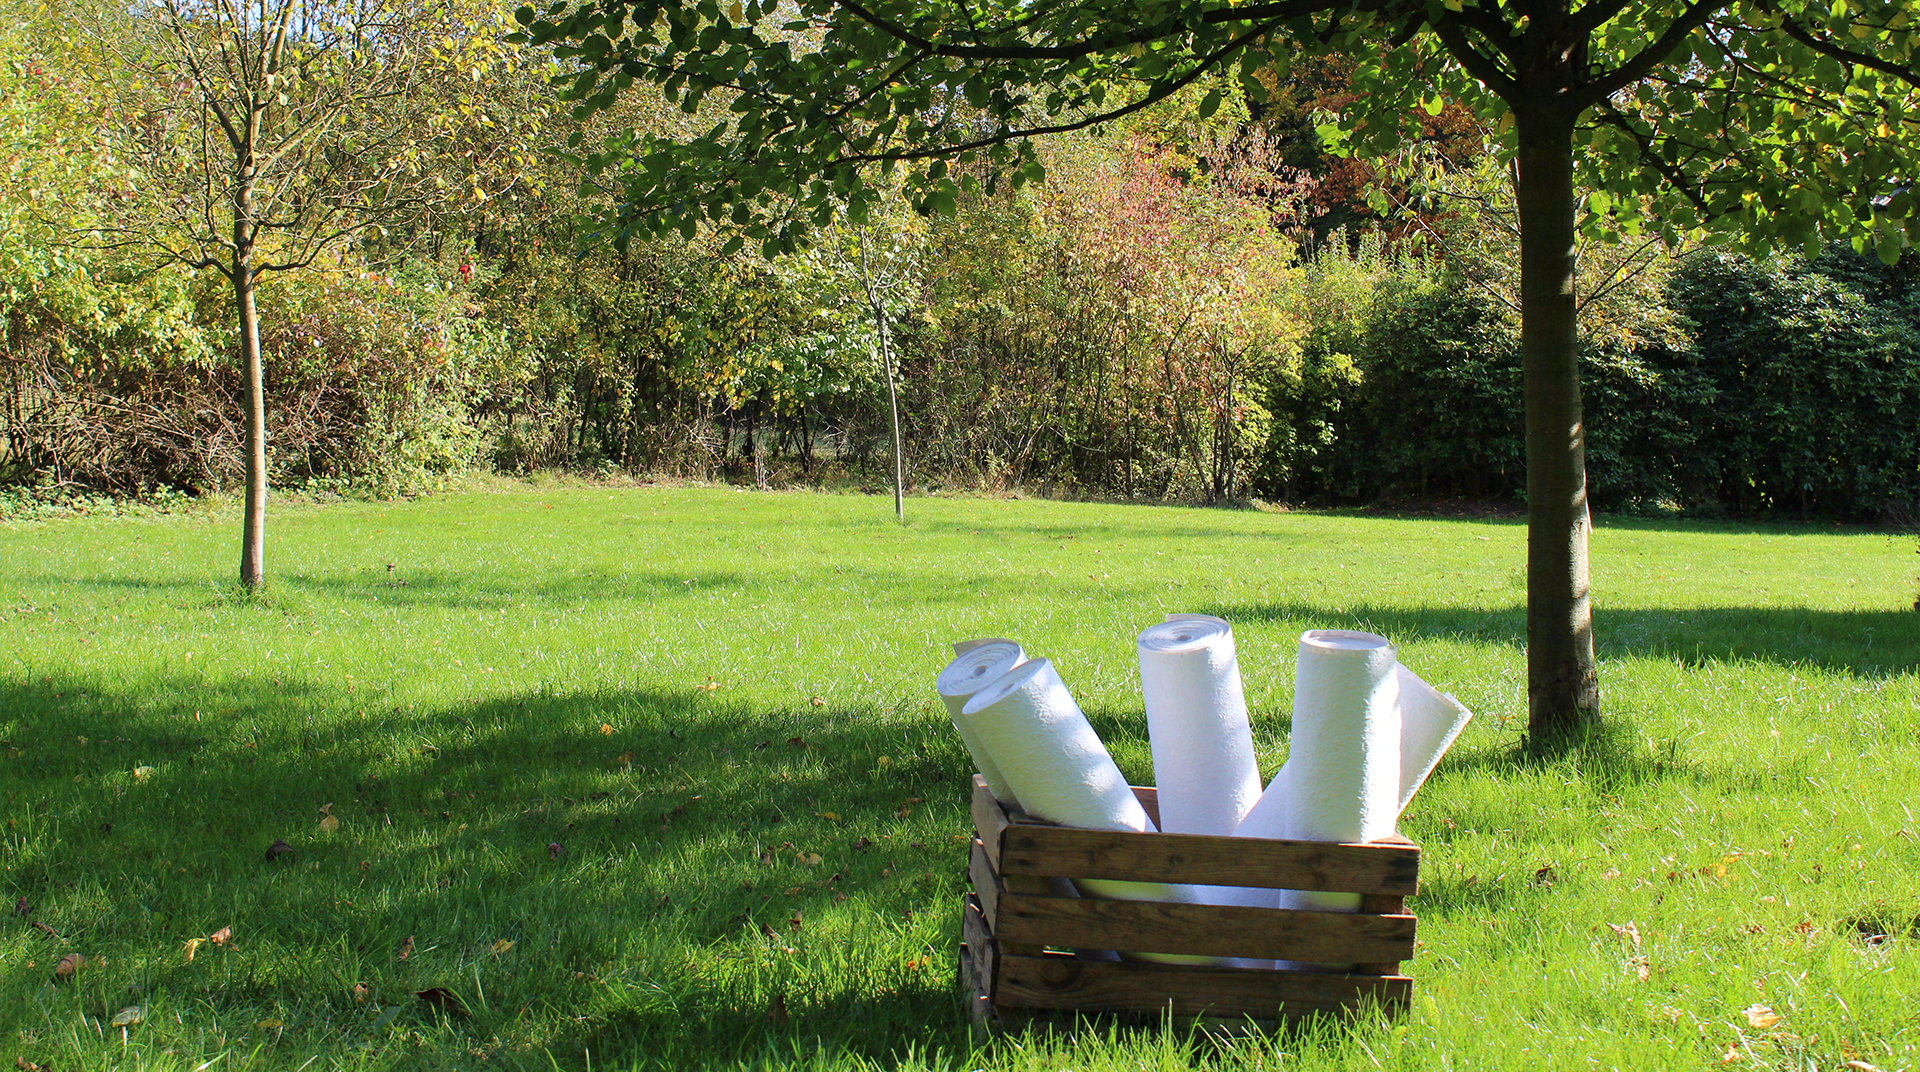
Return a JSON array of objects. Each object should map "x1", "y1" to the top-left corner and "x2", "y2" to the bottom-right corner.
[{"x1": 2, "y1": 672, "x2": 974, "y2": 1068}]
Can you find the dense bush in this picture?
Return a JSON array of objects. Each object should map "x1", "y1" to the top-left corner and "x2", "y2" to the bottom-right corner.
[
  {"x1": 1653, "y1": 249, "x2": 1920, "y2": 517},
  {"x1": 1245, "y1": 243, "x2": 1918, "y2": 518},
  {"x1": 0, "y1": 253, "x2": 519, "y2": 496}
]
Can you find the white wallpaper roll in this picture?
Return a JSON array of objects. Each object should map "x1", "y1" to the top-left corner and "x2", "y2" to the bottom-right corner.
[
  {"x1": 1394, "y1": 664, "x2": 1473, "y2": 813},
  {"x1": 1137, "y1": 614, "x2": 1263, "y2": 837},
  {"x1": 963, "y1": 658, "x2": 1220, "y2": 964},
  {"x1": 936, "y1": 639, "x2": 1027, "y2": 807},
  {"x1": 1235, "y1": 660, "x2": 1473, "y2": 844},
  {"x1": 1268, "y1": 629, "x2": 1403, "y2": 968}
]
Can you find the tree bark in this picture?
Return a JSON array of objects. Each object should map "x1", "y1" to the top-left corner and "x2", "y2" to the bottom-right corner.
[
  {"x1": 1513, "y1": 108, "x2": 1599, "y2": 737},
  {"x1": 234, "y1": 192, "x2": 266, "y2": 591},
  {"x1": 877, "y1": 305, "x2": 906, "y2": 524}
]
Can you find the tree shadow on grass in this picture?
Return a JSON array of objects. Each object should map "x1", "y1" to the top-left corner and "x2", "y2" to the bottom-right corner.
[
  {"x1": 0, "y1": 671, "x2": 982, "y2": 1070},
  {"x1": 1204, "y1": 600, "x2": 1919, "y2": 679}
]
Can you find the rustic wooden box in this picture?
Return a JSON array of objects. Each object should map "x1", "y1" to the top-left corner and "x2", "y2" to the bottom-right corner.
[{"x1": 960, "y1": 774, "x2": 1420, "y2": 1028}]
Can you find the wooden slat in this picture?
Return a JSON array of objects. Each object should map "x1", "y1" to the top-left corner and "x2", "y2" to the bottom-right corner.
[
  {"x1": 993, "y1": 952, "x2": 1411, "y2": 1020},
  {"x1": 1352, "y1": 894, "x2": 1407, "y2": 975},
  {"x1": 969, "y1": 839, "x2": 1001, "y2": 927},
  {"x1": 1130, "y1": 786, "x2": 1160, "y2": 830},
  {"x1": 997, "y1": 825, "x2": 1419, "y2": 895},
  {"x1": 992, "y1": 893, "x2": 1416, "y2": 963},
  {"x1": 962, "y1": 894, "x2": 998, "y2": 1003},
  {"x1": 970, "y1": 776, "x2": 1011, "y2": 870}
]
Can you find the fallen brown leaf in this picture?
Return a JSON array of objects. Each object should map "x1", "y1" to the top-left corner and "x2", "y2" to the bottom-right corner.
[
  {"x1": 264, "y1": 838, "x2": 293, "y2": 861},
  {"x1": 1606, "y1": 922, "x2": 1642, "y2": 949},
  {"x1": 1743, "y1": 1004, "x2": 1780, "y2": 1030},
  {"x1": 851, "y1": 837, "x2": 872, "y2": 851},
  {"x1": 547, "y1": 842, "x2": 564, "y2": 860},
  {"x1": 397, "y1": 935, "x2": 414, "y2": 961},
  {"x1": 787, "y1": 737, "x2": 805, "y2": 747},
  {"x1": 52, "y1": 953, "x2": 84, "y2": 980},
  {"x1": 413, "y1": 988, "x2": 467, "y2": 1016},
  {"x1": 12, "y1": 897, "x2": 26, "y2": 917},
  {"x1": 209, "y1": 926, "x2": 232, "y2": 946},
  {"x1": 1843, "y1": 1062, "x2": 1881, "y2": 1072},
  {"x1": 1533, "y1": 866, "x2": 1556, "y2": 886},
  {"x1": 30, "y1": 921, "x2": 59, "y2": 939},
  {"x1": 17, "y1": 1057, "x2": 49, "y2": 1072},
  {"x1": 809, "y1": 697, "x2": 825, "y2": 707},
  {"x1": 769, "y1": 994, "x2": 789, "y2": 1025},
  {"x1": 788, "y1": 910, "x2": 803, "y2": 930},
  {"x1": 352, "y1": 983, "x2": 370, "y2": 1004}
]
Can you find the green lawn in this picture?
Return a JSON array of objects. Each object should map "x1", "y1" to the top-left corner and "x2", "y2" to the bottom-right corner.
[{"x1": 3, "y1": 480, "x2": 1917, "y2": 1071}]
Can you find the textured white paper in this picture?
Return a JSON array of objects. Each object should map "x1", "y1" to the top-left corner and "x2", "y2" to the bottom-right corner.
[
  {"x1": 963, "y1": 658, "x2": 1219, "y2": 964},
  {"x1": 1137, "y1": 614, "x2": 1263, "y2": 837},
  {"x1": 936, "y1": 639, "x2": 1027, "y2": 807},
  {"x1": 1393, "y1": 665, "x2": 1473, "y2": 813}
]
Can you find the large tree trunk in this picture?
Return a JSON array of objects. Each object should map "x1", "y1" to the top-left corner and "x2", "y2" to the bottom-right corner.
[
  {"x1": 234, "y1": 204, "x2": 267, "y2": 590},
  {"x1": 1513, "y1": 108, "x2": 1599, "y2": 738}
]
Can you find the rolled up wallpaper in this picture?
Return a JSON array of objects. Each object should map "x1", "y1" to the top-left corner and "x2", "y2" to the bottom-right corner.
[
  {"x1": 963, "y1": 657, "x2": 1221, "y2": 964},
  {"x1": 936, "y1": 639, "x2": 1028, "y2": 807},
  {"x1": 1393, "y1": 664, "x2": 1473, "y2": 814},
  {"x1": 1137, "y1": 614, "x2": 1263, "y2": 838}
]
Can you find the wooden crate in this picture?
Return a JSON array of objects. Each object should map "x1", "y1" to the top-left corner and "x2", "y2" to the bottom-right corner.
[{"x1": 961, "y1": 774, "x2": 1419, "y2": 1028}]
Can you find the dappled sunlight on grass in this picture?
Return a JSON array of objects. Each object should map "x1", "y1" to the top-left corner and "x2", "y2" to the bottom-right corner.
[{"x1": 2, "y1": 483, "x2": 1916, "y2": 1069}]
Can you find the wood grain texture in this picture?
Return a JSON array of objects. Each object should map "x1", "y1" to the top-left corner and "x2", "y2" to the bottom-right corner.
[
  {"x1": 992, "y1": 893, "x2": 1417, "y2": 963},
  {"x1": 996, "y1": 824, "x2": 1420, "y2": 894},
  {"x1": 969, "y1": 844, "x2": 1001, "y2": 930},
  {"x1": 970, "y1": 776, "x2": 1011, "y2": 870},
  {"x1": 1130, "y1": 786, "x2": 1161, "y2": 829},
  {"x1": 993, "y1": 952, "x2": 1411, "y2": 1020},
  {"x1": 1352, "y1": 893, "x2": 1408, "y2": 973},
  {"x1": 961, "y1": 894, "x2": 997, "y2": 1003}
]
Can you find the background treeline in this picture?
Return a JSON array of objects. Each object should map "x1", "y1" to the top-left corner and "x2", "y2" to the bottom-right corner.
[{"x1": 3, "y1": 3, "x2": 1915, "y2": 518}]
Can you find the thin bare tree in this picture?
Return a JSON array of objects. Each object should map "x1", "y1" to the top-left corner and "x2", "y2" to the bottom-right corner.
[{"x1": 93, "y1": 0, "x2": 501, "y2": 587}]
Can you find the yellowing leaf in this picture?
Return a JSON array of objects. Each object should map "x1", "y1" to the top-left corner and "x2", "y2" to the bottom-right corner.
[
  {"x1": 600, "y1": 723, "x2": 615, "y2": 735},
  {"x1": 110, "y1": 1006, "x2": 145, "y2": 1027},
  {"x1": 798, "y1": 852, "x2": 822, "y2": 866},
  {"x1": 256, "y1": 1019, "x2": 284, "y2": 1030},
  {"x1": 319, "y1": 815, "x2": 340, "y2": 833},
  {"x1": 1743, "y1": 1004, "x2": 1781, "y2": 1029},
  {"x1": 183, "y1": 938, "x2": 203, "y2": 961},
  {"x1": 491, "y1": 939, "x2": 515, "y2": 955},
  {"x1": 133, "y1": 765, "x2": 155, "y2": 780}
]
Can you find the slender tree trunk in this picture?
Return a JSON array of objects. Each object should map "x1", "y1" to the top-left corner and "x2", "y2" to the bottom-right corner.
[
  {"x1": 1513, "y1": 108, "x2": 1599, "y2": 737},
  {"x1": 234, "y1": 204, "x2": 266, "y2": 590},
  {"x1": 878, "y1": 305, "x2": 905, "y2": 524}
]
